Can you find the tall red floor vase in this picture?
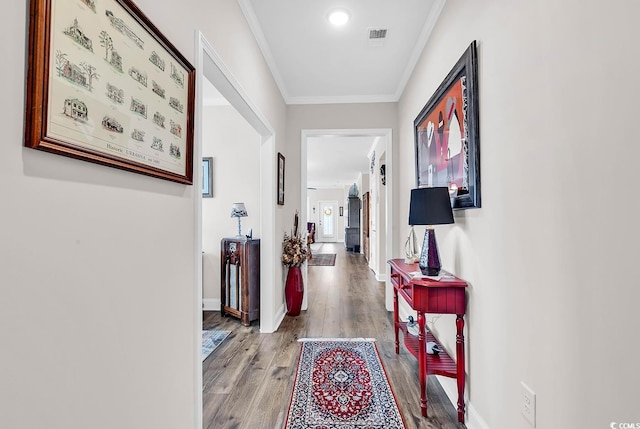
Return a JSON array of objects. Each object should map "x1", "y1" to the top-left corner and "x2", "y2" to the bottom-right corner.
[{"x1": 285, "y1": 266, "x2": 304, "y2": 316}]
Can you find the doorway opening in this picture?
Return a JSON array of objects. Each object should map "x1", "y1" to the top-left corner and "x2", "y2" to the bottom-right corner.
[
  {"x1": 194, "y1": 30, "x2": 278, "y2": 429},
  {"x1": 300, "y1": 128, "x2": 394, "y2": 313}
]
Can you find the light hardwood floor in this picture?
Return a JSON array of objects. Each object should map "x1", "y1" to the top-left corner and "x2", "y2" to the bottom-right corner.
[{"x1": 203, "y1": 243, "x2": 466, "y2": 429}]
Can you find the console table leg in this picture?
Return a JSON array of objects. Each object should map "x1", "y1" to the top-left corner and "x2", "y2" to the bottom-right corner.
[
  {"x1": 456, "y1": 314, "x2": 466, "y2": 423},
  {"x1": 418, "y1": 312, "x2": 427, "y2": 417},
  {"x1": 393, "y1": 289, "x2": 399, "y2": 354}
]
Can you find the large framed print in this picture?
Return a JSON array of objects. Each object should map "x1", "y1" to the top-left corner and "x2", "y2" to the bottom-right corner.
[
  {"x1": 414, "y1": 41, "x2": 480, "y2": 209},
  {"x1": 25, "y1": 0, "x2": 196, "y2": 184}
]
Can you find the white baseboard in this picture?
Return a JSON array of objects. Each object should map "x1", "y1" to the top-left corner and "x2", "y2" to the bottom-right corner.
[
  {"x1": 436, "y1": 376, "x2": 491, "y2": 429},
  {"x1": 202, "y1": 298, "x2": 220, "y2": 311},
  {"x1": 261, "y1": 303, "x2": 286, "y2": 333},
  {"x1": 375, "y1": 272, "x2": 388, "y2": 282},
  {"x1": 395, "y1": 305, "x2": 420, "y2": 333},
  {"x1": 204, "y1": 298, "x2": 286, "y2": 333}
]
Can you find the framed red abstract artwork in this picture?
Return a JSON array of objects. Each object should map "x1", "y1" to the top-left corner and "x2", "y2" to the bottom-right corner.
[{"x1": 414, "y1": 41, "x2": 480, "y2": 209}]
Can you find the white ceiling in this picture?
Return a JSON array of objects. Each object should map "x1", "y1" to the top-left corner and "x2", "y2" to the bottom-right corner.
[
  {"x1": 239, "y1": 0, "x2": 444, "y2": 104},
  {"x1": 212, "y1": 1, "x2": 445, "y2": 189},
  {"x1": 306, "y1": 135, "x2": 377, "y2": 189}
]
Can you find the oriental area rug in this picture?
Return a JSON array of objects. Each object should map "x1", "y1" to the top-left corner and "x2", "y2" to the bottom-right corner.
[
  {"x1": 284, "y1": 338, "x2": 406, "y2": 429},
  {"x1": 201, "y1": 329, "x2": 230, "y2": 362},
  {"x1": 307, "y1": 253, "x2": 336, "y2": 266}
]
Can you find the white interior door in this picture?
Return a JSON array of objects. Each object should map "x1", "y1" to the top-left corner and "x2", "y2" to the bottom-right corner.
[{"x1": 317, "y1": 200, "x2": 338, "y2": 242}]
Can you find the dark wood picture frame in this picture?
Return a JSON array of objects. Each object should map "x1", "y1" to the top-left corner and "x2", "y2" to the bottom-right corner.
[
  {"x1": 202, "y1": 157, "x2": 213, "y2": 198},
  {"x1": 25, "y1": 0, "x2": 196, "y2": 184},
  {"x1": 414, "y1": 41, "x2": 480, "y2": 209},
  {"x1": 277, "y1": 152, "x2": 285, "y2": 205}
]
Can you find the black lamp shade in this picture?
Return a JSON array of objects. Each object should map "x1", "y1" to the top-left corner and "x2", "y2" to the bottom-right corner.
[
  {"x1": 408, "y1": 187, "x2": 454, "y2": 276},
  {"x1": 408, "y1": 187, "x2": 454, "y2": 226}
]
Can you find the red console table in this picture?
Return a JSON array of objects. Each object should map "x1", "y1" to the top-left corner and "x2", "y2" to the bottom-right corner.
[{"x1": 388, "y1": 259, "x2": 468, "y2": 423}]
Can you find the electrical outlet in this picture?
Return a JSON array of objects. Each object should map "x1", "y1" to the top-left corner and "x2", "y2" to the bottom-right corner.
[{"x1": 521, "y1": 382, "x2": 536, "y2": 427}]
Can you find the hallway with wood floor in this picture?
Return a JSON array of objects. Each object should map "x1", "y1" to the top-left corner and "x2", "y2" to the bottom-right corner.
[{"x1": 202, "y1": 243, "x2": 465, "y2": 429}]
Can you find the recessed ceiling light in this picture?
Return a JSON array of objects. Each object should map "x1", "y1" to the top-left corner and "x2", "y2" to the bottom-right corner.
[{"x1": 328, "y1": 9, "x2": 350, "y2": 26}]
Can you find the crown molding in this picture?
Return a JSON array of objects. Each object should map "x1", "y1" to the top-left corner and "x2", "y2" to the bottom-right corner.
[
  {"x1": 239, "y1": 0, "x2": 446, "y2": 106},
  {"x1": 287, "y1": 93, "x2": 398, "y2": 105},
  {"x1": 393, "y1": 0, "x2": 447, "y2": 100},
  {"x1": 238, "y1": 0, "x2": 291, "y2": 102}
]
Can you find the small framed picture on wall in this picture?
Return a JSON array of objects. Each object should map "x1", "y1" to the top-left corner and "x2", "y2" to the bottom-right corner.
[
  {"x1": 202, "y1": 157, "x2": 213, "y2": 198},
  {"x1": 277, "y1": 152, "x2": 285, "y2": 205}
]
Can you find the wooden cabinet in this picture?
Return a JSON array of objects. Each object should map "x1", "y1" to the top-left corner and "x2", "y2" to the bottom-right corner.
[
  {"x1": 220, "y1": 238, "x2": 260, "y2": 326},
  {"x1": 345, "y1": 196, "x2": 360, "y2": 252}
]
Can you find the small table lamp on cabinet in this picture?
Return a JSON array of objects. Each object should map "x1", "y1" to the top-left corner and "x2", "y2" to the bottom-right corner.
[
  {"x1": 408, "y1": 187, "x2": 454, "y2": 276},
  {"x1": 230, "y1": 202, "x2": 248, "y2": 237}
]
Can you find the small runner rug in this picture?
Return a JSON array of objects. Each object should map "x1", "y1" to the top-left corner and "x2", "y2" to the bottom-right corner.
[
  {"x1": 307, "y1": 253, "x2": 336, "y2": 266},
  {"x1": 285, "y1": 338, "x2": 406, "y2": 429},
  {"x1": 202, "y1": 329, "x2": 230, "y2": 361}
]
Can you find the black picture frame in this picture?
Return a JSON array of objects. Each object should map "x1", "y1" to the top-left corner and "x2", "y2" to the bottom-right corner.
[
  {"x1": 202, "y1": 157, "x2": 213, "y2": 198},
  {"x1": 277, "y1": 152, "x2": 285, "y2": 205},
  {"x1": 414, "y1": 41, "x2": 480, "y2": 209}
]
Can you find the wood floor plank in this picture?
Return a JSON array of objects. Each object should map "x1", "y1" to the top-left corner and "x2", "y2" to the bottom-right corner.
[
  {"x1": 203, "y1": 328, "x2": 262, "y2": 395},
  {"x1": 203, "y1": 243, "x2": 465, "y2": 429}
]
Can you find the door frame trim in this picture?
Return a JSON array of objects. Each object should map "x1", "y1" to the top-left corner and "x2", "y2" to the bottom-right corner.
[{"x1": 300, "y1": 128, "x2": 394, "y2": 312}]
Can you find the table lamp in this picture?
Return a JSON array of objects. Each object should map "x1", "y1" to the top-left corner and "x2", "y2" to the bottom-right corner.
[
  {"x1": 230, "y1": 202, "x2": 248, "y2": 237},
  {"x1": 408, "y1": 187, "x2": 454, "y2": 276}
]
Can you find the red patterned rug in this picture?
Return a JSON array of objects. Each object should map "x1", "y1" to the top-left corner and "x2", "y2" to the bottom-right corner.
[{"x1": 285, "y1": 338, "x2": 406, "y2": 429}]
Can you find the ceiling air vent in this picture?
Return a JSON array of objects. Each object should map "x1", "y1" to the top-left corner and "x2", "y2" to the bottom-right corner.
[{"x1": 368, "y1": 28, "x2": 387, "y2": 40}]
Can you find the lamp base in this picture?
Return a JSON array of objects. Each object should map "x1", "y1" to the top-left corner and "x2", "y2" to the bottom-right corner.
[
  {"x1": 420, "y1": 266, "x2": 441, "y2": 276},
  {"x1": 418, "y1": 227, "x2": 441, "y2": 276}
]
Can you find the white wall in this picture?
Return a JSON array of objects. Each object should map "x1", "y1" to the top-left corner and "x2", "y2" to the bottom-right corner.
[
  {"x1": 396, "y1": 0, "x2": 640, "y2": 428},
  {"x1": 366, "y1": 139, "x2": 389, "y2": 278},
  {"x1": 288, "y1": 103, "x2": 398, "y2": 251},
  {"x1": 1, "y1": 1, "x2": 286, "y2": 428},
  {"x1": 359, "y1": 173, "x2": 370, "y2": 195},
  {"x1": 307, "y1": 188, "x2": 346, "y2": 242},
  {"x1": 202, "y1": 105, "x2": 261, "y2": 308},
  {"x1": 375, "y1": 152, "x2": 387, "y2": 279},
  {"x1": 358, "y1": 173, "x2": 370, "y2": 257}
]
